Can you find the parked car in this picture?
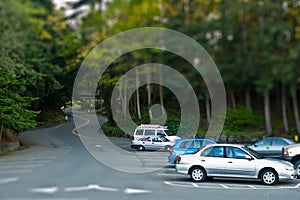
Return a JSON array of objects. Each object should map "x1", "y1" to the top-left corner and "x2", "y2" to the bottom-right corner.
[
  {"x1": 133, "y1": 124, "x2": 181, "y2": 142},
  {"x1": 247, "y1": 137, "x2": 296, "y2": 158},
  {"x1": 175, "y1": 144, "x2": 296, "y2": 185},
  {"x1": 281, "y1": 143, "x2": 300, "y2": 178},
  {"x1": 131, "y1": 136, "x2": 175, "y2": 151},
  {"x1": 168, "y1": 138, "x2": 216, "y2": 164}
]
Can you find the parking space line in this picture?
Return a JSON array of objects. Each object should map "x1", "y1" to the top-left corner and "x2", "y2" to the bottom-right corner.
[{"x1": 0, "y1": 177, "x2": 19, "y2": 184}]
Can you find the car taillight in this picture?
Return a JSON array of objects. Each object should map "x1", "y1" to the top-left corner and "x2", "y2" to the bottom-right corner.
[
  {"x1": 169, "y1": 148, "x2": 173, "y2": 155},
  {"x1": 176, "y1": 156, "x2": 181, "y2": 163},
  {"x1": 284, "y1": 150, "x2": 289, "y2": 157}
]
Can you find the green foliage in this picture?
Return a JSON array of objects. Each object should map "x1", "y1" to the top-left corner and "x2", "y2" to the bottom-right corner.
[
  {"x1": 224, "y1": 107, "x2": 264, "y2": 132},
  {"x1": 101, "y1": 122, "x2": 129, "y2": 138}
]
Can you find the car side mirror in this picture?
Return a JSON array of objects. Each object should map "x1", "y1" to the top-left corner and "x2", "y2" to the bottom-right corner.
[
  {"x1": 254, "y1": 144, "x2": 257, "y2": 147},
  {"x1": 245, "y1": 155, "x2": 252, "y2": 160}
]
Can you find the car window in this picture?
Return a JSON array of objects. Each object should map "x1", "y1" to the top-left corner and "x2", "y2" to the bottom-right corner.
[
  {"x1": 164, "y1": 130, "x2": 173, "y2": 136},
  {"x1": 141, "y1": 137, "x2": 151, "y2": 141},
  {"x1": 144, "y1": 129, "x2": 156, "y2": 136},
  {"x1": 135, "y1": 129, "x2": 144, "y2": 136},
  {"x1": 226, "y1": 147, "x2": 248, "y2": 159},
  {"x1": 179, "y1": 141, "x2": 193, "y2": 148},
  {"x1": 273, "y1": 138, "x2": 288, "y2": 146},
  {"x1": 192, "y1": 140, "x2": 201, "y2": 148},
  {"x1": 152, "y1": 137, "x2": 160, "y2": 142},
  {"x1": 157, "y1": 130, "x2": 166, "y2": 137},
  {"x1": 255, "y1": 138, "x2": 272, "y2": 146},
  {"x1": 201, "y1": 146, "x2": 224, "y2": 157}
]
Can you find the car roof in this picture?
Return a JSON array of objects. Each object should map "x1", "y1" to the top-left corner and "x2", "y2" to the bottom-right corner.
[
  {"x1": 258, "y1": 137, "x2": 295, "y2": 143},
  {"x1": 175, "y1": 138, "x2": 216, "y2": 142},
  {"x1": 203, "y1": 143, "x2": 244, "y2": 148}
]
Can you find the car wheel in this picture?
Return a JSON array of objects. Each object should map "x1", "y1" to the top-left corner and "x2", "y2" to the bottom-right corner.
[
  {"x1": 138, "y1": 146, "x2": 145, "y2": 151},
  {"x1": 295, "y1": 160, "x2": 300, "y2": 179},
  {"x1": 165, "y1": 145, "x2": 171, "y2": 151},
  {"x1": 260, "y1": 169, "x2": 278, "y2": 185},
  {"x1": 190, "y1": 167, "x2": 207, "y2": 182}
]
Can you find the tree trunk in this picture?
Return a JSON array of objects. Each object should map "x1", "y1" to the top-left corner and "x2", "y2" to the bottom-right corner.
[
  {"x1": 159, "y1": 68, "x2": 165, "y2": 115},
  {"x1": 230, "y1": 90, "x2": 236, "y2": 109},
  {"x1": 147, "y1": 73, "x2": 152, "y2": 120},
  {"x1": 281, "y1": 84, "x2": 289, "y2": 133},
  {"x1": 103, "y1": 84, "x2": 114, "y2": 125},
  {"x1": 205, "y1": 93, "x2": 211, "y2": 124},
  {"x1": 291, "y1": 86, "x2": 300, "y2": 134},
  {"x1": 135, "y1": 68, "x2": 141, "y2": 119},
  {"x1": 245, "y1": 87, "x2": 251, "y2": 109},
  {"x1": 264, "y1": 91, "x2": 272, "y2": 135}
]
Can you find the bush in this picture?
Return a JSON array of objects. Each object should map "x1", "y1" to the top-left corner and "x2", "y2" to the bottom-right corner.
[
  {"x1": 101, "y1": 122, "x2": 130, "y2": 138},
  {"x1": 224, "y1": 107, "x2": 264, "y2": 132}
]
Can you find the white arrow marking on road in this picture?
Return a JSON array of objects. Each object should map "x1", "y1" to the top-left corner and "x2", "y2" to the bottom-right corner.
[
  {"x1": 65, "y1": 184, "x2": 118, "y2": 192},
  {"x1": 30, "y1": 187, "x2": 59, "y2": 194},
  {"x1": 294, "y1": 183, "x2": 300, "y2": 188},
  {"x1": 123, "y1": 188, "x2": 152, "y2": 194},
  {"x1": 0, "y1": 177, "x2": 19, "y2": 184}
]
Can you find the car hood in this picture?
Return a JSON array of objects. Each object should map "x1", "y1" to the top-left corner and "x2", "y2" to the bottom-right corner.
[
  {"x1": 259, "y1": 157, "x2": 293, "y2": 167},
  {"x1": 284, "y1": 143, "x2": 300, "y2": 148}
]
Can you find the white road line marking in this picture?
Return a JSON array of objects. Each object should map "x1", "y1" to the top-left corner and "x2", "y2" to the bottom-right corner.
[
  {"x1": 0, "y1": 164, "x2": 43, "y2": 170},
  {"x1": 124, "y1": 188, "x2": 152, "y2": 194},
  {"x1": 156, "y1": 173, "x2": 181, "y2": 176},
  {"x1": 65, "y1": 184, "x2": 118, "y2": 192},
  {"x1": 30, "y1": 187, "x2": 59, "y2": 194},
  {"x1": 294, "y1": 183, "x2": 300, "y2": 188},
  {"x1": 248, "y1": 185, "x2": 257, "y2": 189},
  {"x1": 0, "y1": 160, "x2": 52, "y2": 165},
  {"x1": 191, "y1": 183, "x2": 200, "y2": 188},
  {"x1": 1, "y1": 157, "x2": 57, "y2": 161},
  {"x1": 0, "y1": 169, "x2": 33, "y2": 174},
  {"x1": 0, "y1": 177, "x2": 19, "y2": 184},
  {"x1": 220, "y1": 184, "x2": 230, "y2": 189}
]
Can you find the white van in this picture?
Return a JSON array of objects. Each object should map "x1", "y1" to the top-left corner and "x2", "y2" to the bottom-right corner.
[{"x1": 133, "y1": 124, "x2": 181, "y2": 141}]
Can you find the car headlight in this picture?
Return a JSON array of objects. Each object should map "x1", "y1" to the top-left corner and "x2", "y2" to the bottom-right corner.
[{"x1": 285, "y1": 166, "x2": 293, "y2": 171}]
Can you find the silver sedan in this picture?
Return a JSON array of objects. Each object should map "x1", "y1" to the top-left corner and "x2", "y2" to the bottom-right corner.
[{"x1": 175, "y1": 144, "x2": 297, "y2": 185}]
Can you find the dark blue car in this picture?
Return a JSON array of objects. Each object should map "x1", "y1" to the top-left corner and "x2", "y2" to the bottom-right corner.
[{"x1": 168, "y1": 138, "x2": 216, "y2": 164}]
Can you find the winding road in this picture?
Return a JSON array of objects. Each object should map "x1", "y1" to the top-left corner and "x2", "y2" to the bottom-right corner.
[{"x1": 0, "y1": 112, "x2": 300, "y2": 200}]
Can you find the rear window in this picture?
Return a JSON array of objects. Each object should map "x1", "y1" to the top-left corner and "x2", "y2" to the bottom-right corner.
[
  {"x1": 135, "y1": 129, "x2": 144, "y2": 136},
  {"x1": 144, "y1": 129, "x2": 156, "y2": 136},
  {"x1": 179, "y1": 141, "x2": 193, "y2": 148}
]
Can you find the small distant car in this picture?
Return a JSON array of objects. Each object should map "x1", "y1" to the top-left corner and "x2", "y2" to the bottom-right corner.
[
  {"x1": 247, "y1": 137, "x2": 295, "y2": 158},
  {"x1": 133, "y1": 124, "x2": 181, "y2": 142},
  {"x1": 175, "y1": 144, "x2": 297, "y2": 185},
  {"x1": 131, "y1": 136, "x2": 175, "y2": 151},
  {"x1": 168, "y1": 138, "x2": 216, "y2": 164}
]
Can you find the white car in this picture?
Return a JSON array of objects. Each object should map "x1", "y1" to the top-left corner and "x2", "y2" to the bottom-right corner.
[
  {"x1": 176, "y1": 144, "x2": 297, "y2": 185},
  {"x1": 131, "y1": 136, "x2": 175, "y2": 151},
  {"x1": 133, "y1": 124, "x2": 181, "y2": 142}
]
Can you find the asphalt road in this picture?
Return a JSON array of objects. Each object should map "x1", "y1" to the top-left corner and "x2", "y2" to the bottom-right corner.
[{"x1": 0, "y1": 112, "x2": 300, "y2": 200}]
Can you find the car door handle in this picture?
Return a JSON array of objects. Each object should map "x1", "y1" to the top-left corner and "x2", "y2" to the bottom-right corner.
[
  {"x1": 228, "y1": 161, "x2": 233, "y2": 163},
  {"x1": 200, "y1": 160, "x2": 205, "y2": 162},
  {"x1": 266, "y1": 147, "x2": 269, "y2": 149}
]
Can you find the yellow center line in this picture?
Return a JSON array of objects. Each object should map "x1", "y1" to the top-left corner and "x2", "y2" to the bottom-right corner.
[{"x1": 72, "y1": 114, "x2": 98, "y2": 140}]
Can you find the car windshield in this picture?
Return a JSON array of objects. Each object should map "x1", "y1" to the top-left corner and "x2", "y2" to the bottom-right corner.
[
  {"x1": 164, "y1": 130, "x2": 173, "y2": 136},
  {"x1": 242, "y1": 146, "x2": 264, "y2": 159}
]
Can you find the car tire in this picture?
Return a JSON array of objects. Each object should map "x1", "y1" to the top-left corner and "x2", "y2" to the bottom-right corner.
[
  {"x1": 294, "y1": 160, "x2": 300, "y2": 179},
  {"x1": 260, "y1": 169, "x2": 278, "y2": 185},
  {"x1": 165, "y1": 145, "x2": 171, "y2": 151},
  {"x1": 138, "y1": 146, "x2": 145, "y2": 151},
  {"x1": 190, "y1": 167, "x2": 207, "y2": 182}
]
